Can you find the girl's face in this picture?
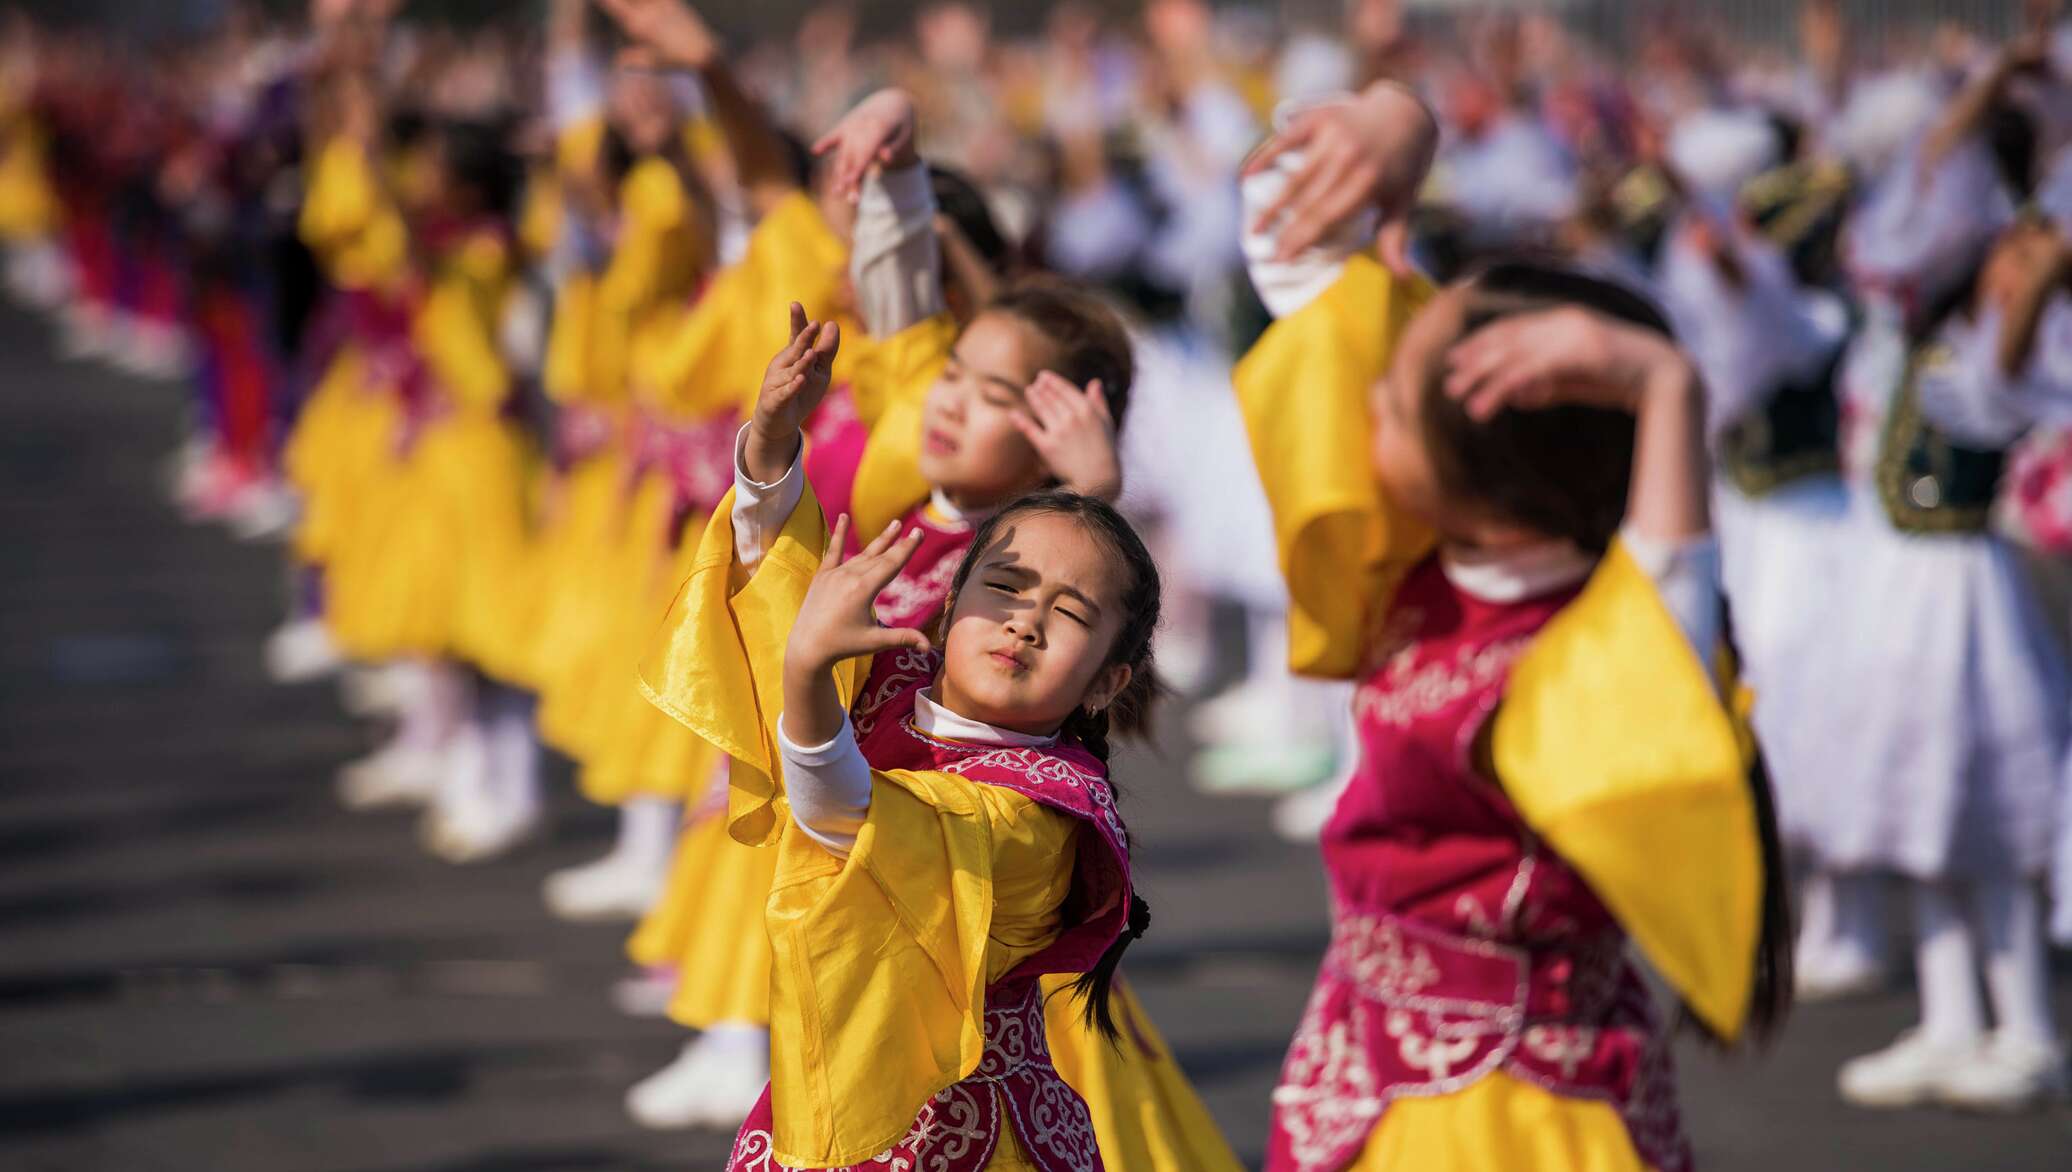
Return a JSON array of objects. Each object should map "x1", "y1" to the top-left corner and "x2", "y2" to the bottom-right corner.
[
  {"x1": 934, "y1": 510, "x2": 1134, "y2": 737},
  {"x1": 918, "y1": 311, "x2": 1054, "y2": 507},
  {"x1": 609, "y1": 73, "x2": 675, "y2": 156},
  {"x1": 1371, "y1": 285, "x2": 1531, "y2": 547}
]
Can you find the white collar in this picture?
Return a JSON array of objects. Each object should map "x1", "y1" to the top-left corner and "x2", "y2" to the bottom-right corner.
[
  {"x1": 928, "y1": 488, "x2": 985, "y2": 529},
  {"x1": 1439, "y1": 540, "x2": 1594, "y2": 603},
  {"x1": 913, "y1": 686, "x2": 1057, "y2": 747}
]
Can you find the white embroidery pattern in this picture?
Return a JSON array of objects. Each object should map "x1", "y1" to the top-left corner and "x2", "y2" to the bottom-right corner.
[
  {"x1": 1353, "y1": 634, "x2": 1535, "y2": 729},
  {"x1": 851, "y1": 651, "x2": 935, "y2": 737},
  {"x1": 874, "y1": 548, "x2": 963, "y2": 630},
  {"x1": 916, "y1": 733, "x2": 1128, "y2": 852},
  {"x1": 727, "y1": 985, "x2": 1098, "y2": 1172},
  {"x1": 1270, "y1": 996, "x2": 1392, "y2": 1171}
]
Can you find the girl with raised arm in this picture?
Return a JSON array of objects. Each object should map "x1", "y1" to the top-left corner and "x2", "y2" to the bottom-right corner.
[{"x1": 1235, "y1": 82, "x2": 1787, "y2": 1171}]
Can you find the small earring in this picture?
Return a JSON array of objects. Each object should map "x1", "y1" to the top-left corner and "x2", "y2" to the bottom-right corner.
[{"x1": 1083, "y1": 704, "x2": 1101, "y2": 718}]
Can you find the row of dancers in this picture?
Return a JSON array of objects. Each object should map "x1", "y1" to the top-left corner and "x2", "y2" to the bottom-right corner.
[{"x1": 5, "y1": 0, "x2": 2071, "y2": 1168}]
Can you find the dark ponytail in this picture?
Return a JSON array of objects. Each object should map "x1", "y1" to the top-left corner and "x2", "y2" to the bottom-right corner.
[
  {"x1": 1701, "y1": 604, "x2": 1793, "y2": 1048},
  {"x1": 940, "y1": 490, "x2": 1165, "y2": 1042}
]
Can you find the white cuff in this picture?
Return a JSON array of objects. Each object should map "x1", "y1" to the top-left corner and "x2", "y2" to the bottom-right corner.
[
  {"x1": 1240, "y1": 119, "x2": 1371, "y2": 319},
  {"x1": 731, "y1": 424, "x2": 807, "y2": 572},
  {"x1": 852, "y1": 163, "x2": 944, "y2": 338},
  {"x1": 777, "y1": 713, "x2": 872, "y2": 858},
  {"x1": 1620, "y1": 527, "x2": 1722, "y2": 674}
]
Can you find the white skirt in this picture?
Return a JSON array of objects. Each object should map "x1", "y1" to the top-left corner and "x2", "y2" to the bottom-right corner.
[{"x1": 1765, "y1": 486, "x2": 2069, "y2": 879}]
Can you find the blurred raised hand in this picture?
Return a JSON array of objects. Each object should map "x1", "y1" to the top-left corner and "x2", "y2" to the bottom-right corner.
[{"x1": 1241, "y1": 80, "x2": 1438, "y2": 272}]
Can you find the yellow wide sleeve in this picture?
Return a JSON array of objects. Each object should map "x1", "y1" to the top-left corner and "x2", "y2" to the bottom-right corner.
[
  {"x1": 541, "y1": 274, "x2": 597, "y2": 405},
  {"x1": 849, "y1": 312, "x2": 956, "y2": 537},
  {"x1": 637, "y1": 190, "x2": 847, "y2": 420},
  {"x1": 764, "y1": 770, "x2": 1074, "y2": 1167},
  {"x1": 300, "y1": 138, "x2": 409, "y2": 291},
  {"x1": 1232, "y1": 255, "x2": 1436, "y2": 678},
  {"x1": 299, "y1": 138, "x2": 375, "y2": 252},
  {"x1": 1491, "y1": 540, "x2": 1760, "y2": 1041},
  {"x1": 413, "y1": 237, "x2": 512, "y2": 413},
  {"x1": 636, "y1": 482, "x2": 865, "y2": 846},
  {"x1": 599, "y1": 156, "x2": 694, "y2": 313}
]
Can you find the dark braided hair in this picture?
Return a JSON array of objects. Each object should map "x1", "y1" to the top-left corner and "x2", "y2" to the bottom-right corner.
[{"x1": 938, "y1": 490, "x2": 1165, "y2": 1041}]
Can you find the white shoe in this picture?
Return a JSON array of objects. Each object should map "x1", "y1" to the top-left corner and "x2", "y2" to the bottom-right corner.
[
  {"x1": 1154, "y1": 624, "x2": 1216, "y2": 696},
  {"x1": 1190, "y1": 741, "x2": 1337, "y2": 796},
  {"x1": 543, "y1": 852, "x2": 667, "y2": 922},
  {"x1": 227, "y1": 481, "x2": 298, "y2": 543},
  {"x1": 265, "y1": 618, "x2": 341, "y2": 684},
  {"x1": 1271, "y1": 778, "x2": 1347, "y2": 843},
  {"x1": 339, "y1": 665, "x2": 409, "y2": 718},
  {"x1": 1188, "y1": 674, "x2": 1284, "y2": 747},
  {"x1": 1838, "y1": 1029, "x2": 1983, "y2": 1109},
  {"x1": 114, "y1": 321, "x2": 190, "y2": 380},
  {"x1": 612, "y1": 968, "x2": 679, "y2": 1018},
  {"x1": 625, "y1": 1032, "x2": 769, "y2": 1130},
  {"x1": 336, "y1": 744, "x2": 445, "y2": 811},
  {"x1": 423, "y1": 801, "x2": 541, "y2": 864},
  {"x1": 58, "y1": 304, "x2": 116, "y2": 360},
  {"x1": 1793, "y1": 947, "x2": 1889, "y2": 1004},
  {"x1": 1936, "y1": 1033, "x2": 2070, "y2": 1112},
  {"x1": 691, "y1": 1041, "x2": 770, "y2": 1129},
  {"x1": 624, "y1": 1039, "x2": 716, "y2": 1130}
]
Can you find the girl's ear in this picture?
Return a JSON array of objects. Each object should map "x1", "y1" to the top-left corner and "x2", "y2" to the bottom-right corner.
[{"x1": 1080, "y1": 662, "x2": 1133, "y2": 715}]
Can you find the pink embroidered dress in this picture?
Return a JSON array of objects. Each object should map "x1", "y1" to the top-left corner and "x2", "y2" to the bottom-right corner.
[
  {"x1": 1268, "y1": 558, "x2": 1687, "y2": 1172},
  {"x1": 725, "y1": 650, "x2": 1132, "y2": 1172},
  {"x1": 1230, "y1": 249, "x2": 1760, "y2": 1172}
]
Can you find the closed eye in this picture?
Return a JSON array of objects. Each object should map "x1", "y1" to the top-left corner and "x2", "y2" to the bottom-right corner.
[
  {"x1": 1056, "y1": 606, "x2": 1088, "y2": 627},
  {"x1": 984, "y1": 580, "x2": 1019, "y2": 595}
]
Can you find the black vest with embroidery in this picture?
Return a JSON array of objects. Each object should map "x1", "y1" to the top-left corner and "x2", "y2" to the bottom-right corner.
[
  {"x1": 1719, "y1": 348, "x2": 1844, "y2": 497},
  {"x1": 1874, "y1": 341, "x2": 2008, "y2": 534}
]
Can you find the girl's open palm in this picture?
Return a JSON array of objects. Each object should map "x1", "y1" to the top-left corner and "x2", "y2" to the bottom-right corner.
[
  {"x1": 811, "y1": 89, "x2": 918, "y2": 204},
  {"x1": 593, "y1": 0, "x2": 719, "y2": 70},
  {"x1": 753, "y1": 304, "x2": 840, "y2": 437},
  {"x1": 1014, "y1": 372, "x2": 1122, "y2": 501},
  {"x1": 1443, "y1": 308, "x2": 1687, "y2": 421},
  {"x1": 787, "y1": 517, "x2": 934, "y2": 677}
]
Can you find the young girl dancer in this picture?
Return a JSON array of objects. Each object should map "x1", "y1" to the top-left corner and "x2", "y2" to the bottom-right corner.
[
  {"x1": 1237, "y1": 83, "x2": 1784, "y2": 1170},
  {"x1": 647, "y1": 296, "x2": 1161, "y2": 1169},
  {"x1": 619, "y1": 54, "x2": 1241, "y2": 1164}
]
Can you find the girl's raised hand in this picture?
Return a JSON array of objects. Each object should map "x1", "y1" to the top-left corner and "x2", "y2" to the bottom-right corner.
[
  {"x1": 593, "y1": 0, "x2": 720, "y2": 71},
  {"x1": 1242, "y1": 81, "x2": 1438, "y2": 270},
  {"x1": 811, "y1": 88, "x2": 919, "y2": 204},
  {"x1": 1443, "y1": 307, "x2": 1691, "y2": 422},
  {"x1": 788, "y1": 516, "x2": 935, "y2": 677},
  {"x1": 1014, "y1": 371, "x2": 1122, "y2": 501},
  {"x1": 744, "y1": 303, "x2": 840, "y2": 484}
]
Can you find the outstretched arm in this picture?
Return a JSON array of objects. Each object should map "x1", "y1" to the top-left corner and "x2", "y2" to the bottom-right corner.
[
  {"x1": 595, "y1": 0, "x2": 799, "y2": 216},
  {"x1": 1241, "y1": 79, "x2": 1437, "y2": 272},
  {"x1": 1921, "y1": 35, "x2": 2044, "y2": 174},
  {"x1": 814, "y1": 89, "x2": 946, "y2": 339}
]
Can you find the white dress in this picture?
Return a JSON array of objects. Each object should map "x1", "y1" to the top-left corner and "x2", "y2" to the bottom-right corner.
[
  {"x1": 1777, "y1": 297, "x2": 2071, "y2": 881},
  {"x1": 1771, "y1": 138, "x2": 2071, "y2": 882},
  {"x1": 1651, "y1": 219, "x2": 1858, "y2": 832}
]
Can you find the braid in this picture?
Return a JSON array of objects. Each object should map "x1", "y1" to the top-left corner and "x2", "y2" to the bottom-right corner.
[
  {"x1": 937, "y1": 490, "x2": 1165, "y2": 1042},
  {"x1": 1060, "y1": 705, "x2": 1114, "y2": 763}
]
